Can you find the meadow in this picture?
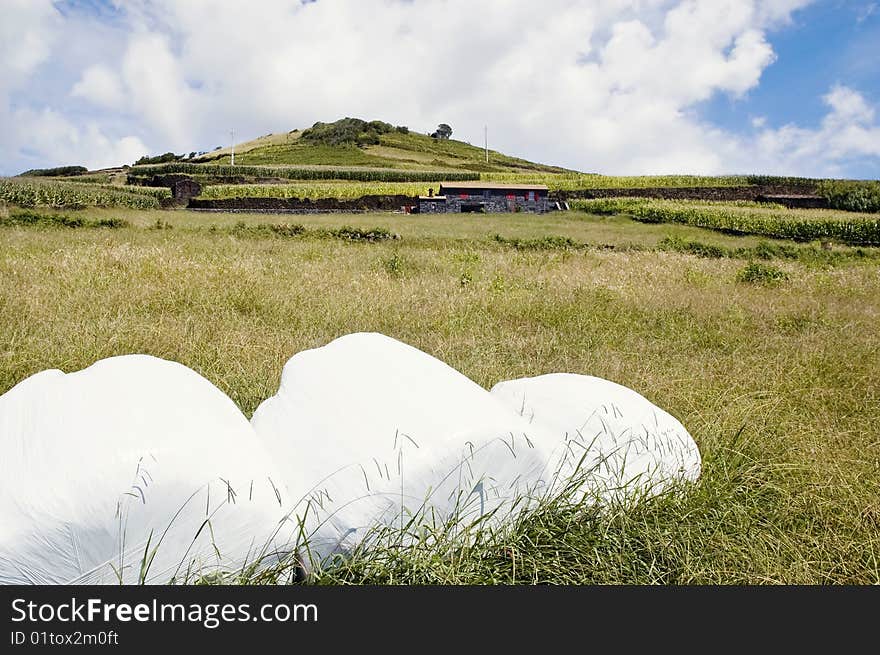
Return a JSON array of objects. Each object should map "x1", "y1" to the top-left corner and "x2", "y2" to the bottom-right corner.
[{"x1": 1, "y1": 204, "x2": 878, "y2": 583}]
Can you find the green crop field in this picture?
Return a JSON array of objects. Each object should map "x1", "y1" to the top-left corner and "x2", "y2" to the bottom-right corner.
[
  {"x1": 191, "y1": 176, "x2": 765, "y2": 200},
  {"x1": 197, "y1": 181, "x2": 438, "y2": 200},
  {"x1": 1, "y1": 201, "x2": 878, "y2": 584},
  {"x1": 574, "y1": 197, "x2": 880, "y2": 245},
  {"x1": 1, "y1": 177, "x2": 168, "y2": 209},
  {"x1": 483, "y1": 173, "x2": 755, "y2": 189}
]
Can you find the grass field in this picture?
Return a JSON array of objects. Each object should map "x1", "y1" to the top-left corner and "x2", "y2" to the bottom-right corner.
[{"x1": 1, "y1": 205, "x2": 878, "y2": 583}]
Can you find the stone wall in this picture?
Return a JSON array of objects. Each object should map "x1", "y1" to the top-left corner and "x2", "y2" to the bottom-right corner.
[
  {"x1": 420, "y1": 193, "x2": 551, "y2": 214},
  {"x1": 189, "y1": 194, "x2": 414, "y2": 212}
]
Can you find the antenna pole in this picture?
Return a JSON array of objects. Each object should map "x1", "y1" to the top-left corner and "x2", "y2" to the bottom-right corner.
[
  {"x1": 231, "y1": 128, "x2": 235, "y2": 166},
  {"x1": 484, "y1": 125, "x2": 488, "y2": 163}
]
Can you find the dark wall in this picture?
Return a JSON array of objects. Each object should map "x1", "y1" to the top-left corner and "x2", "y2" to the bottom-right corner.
[{"x1": 188, "y1": 194, "x2": 414, "y2": 212}]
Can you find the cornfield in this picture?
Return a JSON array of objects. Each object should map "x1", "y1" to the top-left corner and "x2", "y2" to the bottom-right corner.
[
  {"x1": 0, "y1": 178, "x2": 164, "y2": 209},
  {"x1": 198, "y1": 182, "x2": 433, "y2": 200},
  {"x1": 573, "y1": 197, "x2": 880, "y2": 245},
  {"x1": 481, "y1": 173, "x2": 756, "y2": 190},
  {"x1": 478, "y1": 173, "x2": 851, "y2": 192},
  {"x1": 130, "y1": 163, "x2": 478, "y2": 183}
]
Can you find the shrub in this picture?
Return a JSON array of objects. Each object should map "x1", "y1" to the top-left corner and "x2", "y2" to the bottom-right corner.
[
  {"x1": 492, "y1": 234, "x2": 580, "y2": 250},
  {"x1": 736, "y1": 261, "x2": 789, "y2": 285},
  {"x1": 2, "y1": 210, "x2": 83, "y2": 228},
  {"x1": 0, "y1": 209, "x2": 128, "y2": 229},
  {"x1": 134, "y1": 152, "x2": 183, "y2": 166},
  {"x1": 381, "y1": 253, "x2": 407, "y2": 277},
  {"x1": 94, "y1": 217, "x2": 129, "y2": 228},
  {"x1": 270, "y1": 223, "x2": 306, "y2": 237},
  {"x1": 356, "y1": 132, "x2": 381, "y2": 147},
  {"x1": 329, "y1": 226, "x2": 399, "y2": 242},
  {"x1": 301, "y1": 118, "x2": 393, "y2": 147},
  {"x1": 658, "y1": 235, "x2": 725, "y2": 258},
  {"x1": 230, "y1": 222, "x2": 305, "y2": 239}
]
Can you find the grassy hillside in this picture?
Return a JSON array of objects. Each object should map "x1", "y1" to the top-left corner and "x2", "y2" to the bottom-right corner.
[{"x1": 194, "y1": 118, "x2": 572, "y2": 173}]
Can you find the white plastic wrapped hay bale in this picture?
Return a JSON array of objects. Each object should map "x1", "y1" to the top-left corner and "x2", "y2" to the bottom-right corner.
[
  {"x1": 0, "y1": 355, "x2": 289, "y2": 585},
  {"x1": 251, "y1": 333, "x2": 555, "y2": 566},
  {"x1": 490, "y1": 373, "x2": 701, "y2": 499}
]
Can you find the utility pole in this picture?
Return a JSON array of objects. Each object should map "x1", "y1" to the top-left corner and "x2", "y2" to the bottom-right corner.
[
  {"x1": 484, "y1": 125, "x2": 488, "y2": 163},
  {"x1": 230, "y1": 128, "x2": 235, "y2": 166}
]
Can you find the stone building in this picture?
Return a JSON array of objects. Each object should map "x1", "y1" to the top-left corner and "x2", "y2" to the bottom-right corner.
[
  {"x1": 418, "y1": 182, "x2": 551, "y2": 214},
  {"x1": 170, "y1": 178, "x2": 202, "y2": 201}
]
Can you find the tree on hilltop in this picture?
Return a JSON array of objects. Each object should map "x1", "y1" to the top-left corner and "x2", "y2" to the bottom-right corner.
[{"x1": 431, "y1": 123, "x2": 452, "y2": 140}]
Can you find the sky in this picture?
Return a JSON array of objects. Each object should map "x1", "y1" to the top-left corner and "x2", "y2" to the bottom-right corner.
[{"x1": 1, "y1": 0, "x2": 879, "y2": 178}]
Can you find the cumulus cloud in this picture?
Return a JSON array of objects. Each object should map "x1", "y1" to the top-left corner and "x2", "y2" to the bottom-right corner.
[
  {"x1": 71, "y1": 66, "x2": 126, "y2": 109},
  {"x1": 744, "y1": 85, "x2": 880, "y2": 176},
  {"x1": 0, "y1": 0, "x2": 58, "y2": 84},
  {"x1": 8, "y1": 106, "x2": 149, "y2": 171},
  {"x1": 2, "y1": 0, "x2": 878, "y2": 177},
  {"x1": 0, "y1": 1, "x2": 147, "y2": 172}
]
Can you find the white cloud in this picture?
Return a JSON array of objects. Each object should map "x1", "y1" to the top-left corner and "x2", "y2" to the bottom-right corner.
[
  {"x1": 71, "y1": 66, "x2": 126, "y2": 109},
  {"x1": 823, "y1": 85, "x2": 875, "y2": 124},
  {"x1": 744, "y1": 85, "x2": 880, "y2": 175},
  {"x1": 3, "y1": 0, "x2": 879, "y2": 177},
  {"x1": 0, "y1": 0, "x2": 58, "y2": 84},
  {"x1": 856, "y1": 3, "x2": 877, "y2": 23},
  {"x1": 0, "y1": 1, "x2": 148, "y2": 173},
  {"x1": 8, "y1": 106, "x2": 149, "y2": 171}
]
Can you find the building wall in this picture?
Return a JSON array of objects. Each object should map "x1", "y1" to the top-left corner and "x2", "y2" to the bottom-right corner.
[{"x1": 420, "y1": 192, "x2": 550, "y2": 214}]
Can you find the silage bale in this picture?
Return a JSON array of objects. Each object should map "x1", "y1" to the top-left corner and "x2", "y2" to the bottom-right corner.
[
  {"x1": 251, "y1": 334, "x2": 702, "y2": 568},
  {"x1": 251, "y1": 333, "x2": 555, "y2": 567},
  {"x1": 0, "y1": 355, "x2": 289, "y2": 584},
  {"x1": 490, "y1": 373, "x2": 701, "y2": 499}
]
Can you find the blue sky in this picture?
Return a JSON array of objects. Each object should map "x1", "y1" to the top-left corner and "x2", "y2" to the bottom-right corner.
[
  {"x1": 1, "y1": 1, "x2": 879, "y2": 177},
  {"x1": 702, "y1": 2, "x2": 879, "y2": 130}
]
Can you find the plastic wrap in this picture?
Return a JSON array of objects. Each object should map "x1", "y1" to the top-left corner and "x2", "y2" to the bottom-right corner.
[
  {"x1": 0, "y1": 356, "x2": 289, "y2": 584},
  {"x1": 1, "y1": 335, "x2": 701, "y2": 583},
  {"x1": 490, "y1": 373, "x2": 702, "y2": 498},
  {"x1": 250, "y1": 333, "x2": 554, "y2": 566}
]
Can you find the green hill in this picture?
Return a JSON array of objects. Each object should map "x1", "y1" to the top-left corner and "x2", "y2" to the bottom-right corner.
[{"x1": 193, "y1": 117, "x2": 573, "y2": 174}]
